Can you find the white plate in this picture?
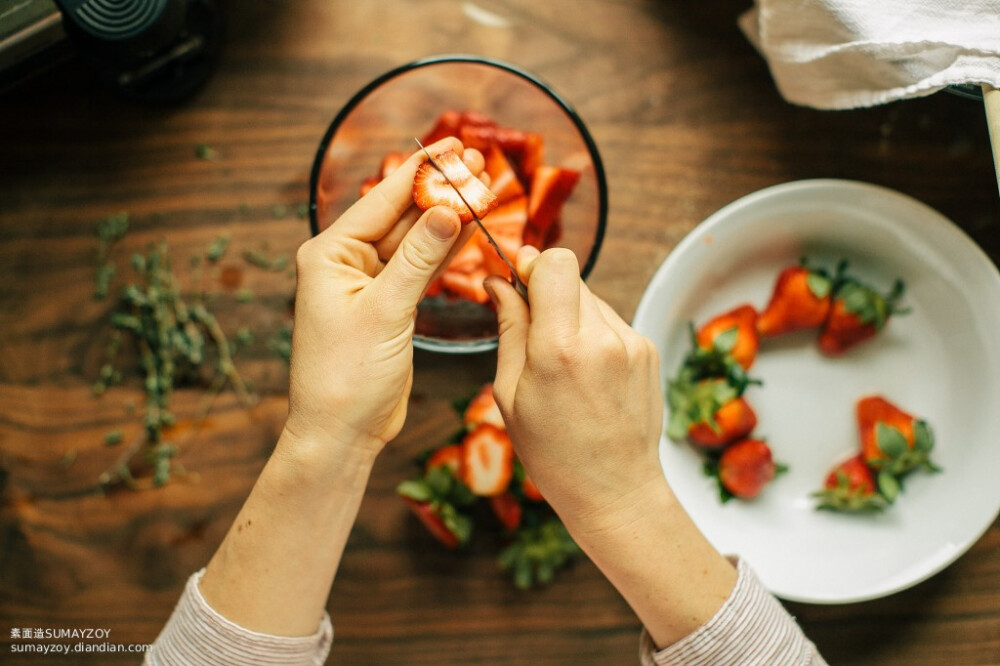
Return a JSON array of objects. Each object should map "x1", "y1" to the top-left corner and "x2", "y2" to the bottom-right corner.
[{"x1": 632, "y1": 180, "x2": 1000, "y2": 604}]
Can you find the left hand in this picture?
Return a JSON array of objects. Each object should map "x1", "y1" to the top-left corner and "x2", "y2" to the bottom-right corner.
[{"x1": 285, "y1": 137, "x2": 480, "y2": 455}]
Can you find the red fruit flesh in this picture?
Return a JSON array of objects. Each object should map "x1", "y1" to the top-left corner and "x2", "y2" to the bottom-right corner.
[
  {"x1": 440, "y1": 268, "x2": 490, "y2": 304},
  {"x1": 484, "y1": 144, "x2": 526, "y2": 204},
  {"x1": 526, "y1": 166, "x2": 580, "y2": 242},
  {"x1": 463, "y1": 383, "x2": 506, "y2": 431},
  {"x1": 425, "y1": 444, "x2": 462, "y2": 475},
  {"x1": 489, "y1": 491, "x2": 522, "y2": 531}
]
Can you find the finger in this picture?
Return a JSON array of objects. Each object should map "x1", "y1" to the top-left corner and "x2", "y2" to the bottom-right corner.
[
  {"x1": 376, "y1": 206, "x2": 462, "y2": 307},
  {"x1": 485, "y1": 275, "x2": 529, "y2": 409},
  {"x1": 462, "y1": 147, "x2": 485, "y2": 177},
  {"x1": 374, "y1": 205, "x2": 423, "y2": 261},
  {"x1": 328, "y1": 137, "x2": 464, "y2": 243},
  {"x1": 515, "y1": 245, "x2": 541, "y2": 282},
  {"x1": 526, "y1": 248, "x2": 582, "y2": 340}
]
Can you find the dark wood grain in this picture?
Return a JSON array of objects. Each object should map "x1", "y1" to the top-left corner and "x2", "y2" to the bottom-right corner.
[{"x1": 1, "y1": 1, "x2": 998, "y2": 664}]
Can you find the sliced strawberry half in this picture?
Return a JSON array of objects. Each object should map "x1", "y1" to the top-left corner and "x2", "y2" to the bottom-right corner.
[
  {"x1": 485, "y1": 144, "x2": 526, "y2": 204},
  {"x1": 526, "y1": 166, "x2": 580, "y2": 245},
  {"x1": 460, "y1": 423, "x2": 515, "y2": 496},
  {"x1": 412, "y1": 150, "x2": 498, "y2": 223},
  {"x1": 400, "y1": 496, "x2": 464, "y2": 549},
  {"x1": 463, "y1": 383, "x2": 506, "y2": 431}
]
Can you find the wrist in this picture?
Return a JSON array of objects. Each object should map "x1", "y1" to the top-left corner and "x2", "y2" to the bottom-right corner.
[{"x1": 271, "y1": 424, "x2": 380, "y2": 487}]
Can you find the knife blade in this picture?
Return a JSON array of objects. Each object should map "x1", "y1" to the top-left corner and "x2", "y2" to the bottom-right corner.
[{"x1": 414, "y1": 138, "x2": 529, "y2": 303}]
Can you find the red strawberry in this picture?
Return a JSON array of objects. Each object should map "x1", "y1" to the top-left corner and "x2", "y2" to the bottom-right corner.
[
  {"x1": 484, "y1": 144, "x2": 526, "y2": 203},
  {"x1": 716, "y1": 438, "x2": 780, "y2": 500},
  {"x1": 818, "y1": 279, "x2": 906, "y2": 356},
  {"x1": 463, "y1": 383, "x2": 506, "y2": 431},
  {"x1": 400, "y1": 496, "x2": 466, "y2": 549},
  {"x1": 425, "y1": 277, "x2": 444, "y2": 298},
  {"x1": 489, "y1": 491, "x2": 523, "y2": 531},
  {"x1": 440, "y1": 268, "x2": 490, "y2": 304},
  {"x1": 757, "y1": 264, "x2": 833, "y2": 337},
  {"x1": 687, "y1": 396, "x2": 758, "y2": 448},
  {"x1": 696, "y1": 305, "x2": 759, "y2": 370},
  {"x1": 814, "y1": 454, "x2": 890, "y2": 512},
  {"x1": 857, "y1": 395, "x2": 937, "y2": 476},
  {"x1": 525, "y1": 166, "x2": 580, "y2": 245},
  {"x1": 501, "y1": 131, "x2": 544, "y2": 185},
  {"x1": 448, "y1": 233, "x2": 485, "y2": 273},
  {"x1": 425, "y1": 444, "x2": 462, "y2": 475},
  {"x1": 479, "y1": 196, "x2": 528, "y2": 277},
  {"x1": 412, "y1": 150, "x2": 498, "y2": 223},
  {"x1": 460, "y1": 424, "x2": 515, "y2": 496}
]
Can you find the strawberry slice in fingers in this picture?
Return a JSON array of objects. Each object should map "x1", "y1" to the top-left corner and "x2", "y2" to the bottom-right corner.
[
  {"x1": 460, "y1": 424, "x2": 515, "y2": 496},
  {"x1": 412, "y1": 150, "x2": 498, "y2": 223}
]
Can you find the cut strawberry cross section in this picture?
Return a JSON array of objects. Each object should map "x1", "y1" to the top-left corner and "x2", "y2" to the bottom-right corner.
[
  {"x1": 460, "y1": 423, "x2": 515, "y2": 496},
  {"x1": 412, "y1": 150, "x2": 498, "y2": 223}
]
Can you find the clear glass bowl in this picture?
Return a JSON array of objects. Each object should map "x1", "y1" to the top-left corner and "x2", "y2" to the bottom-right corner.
[{"x1": 308, "y1": 55, "x2": 607, "y2": 353}]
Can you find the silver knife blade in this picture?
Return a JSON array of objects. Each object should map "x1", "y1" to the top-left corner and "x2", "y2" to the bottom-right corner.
[{"x1": 414, "y1": 138, "x2": 529, "y2": 303}]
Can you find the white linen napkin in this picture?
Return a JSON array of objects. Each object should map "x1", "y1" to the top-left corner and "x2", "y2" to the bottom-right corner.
[{"x1": 739, "y1": 0, "x2": 1000, "y2": 109}]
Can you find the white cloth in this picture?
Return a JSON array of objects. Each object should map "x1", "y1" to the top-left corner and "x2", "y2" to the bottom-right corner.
[{"x1": 739, "y1": 0, "x2": 1000, "y2": 109}]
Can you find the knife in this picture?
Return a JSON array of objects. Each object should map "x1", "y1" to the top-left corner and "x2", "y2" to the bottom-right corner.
[{"x1": 414, "y1": 138, "x2": 530, "y2": 303}]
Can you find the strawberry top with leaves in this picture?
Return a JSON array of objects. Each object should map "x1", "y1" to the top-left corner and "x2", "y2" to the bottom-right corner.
[
  {"x1": 819, "y1": 278, "x2": 907, "y2": 356},
  {"x1": 412, "y1": 150, "x2": 499, "y2": 223},
  {"x1": 757, "y1": 262, "x2": 835, "y2": 337},
  {"x1": 856, "y1": 395, "x2": 937, "y2": 477},
  {"x1": 696, "y1": 304, "x2": 759, "y2": 370}
]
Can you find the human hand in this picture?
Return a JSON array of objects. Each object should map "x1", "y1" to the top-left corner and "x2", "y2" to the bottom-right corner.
[
  {"x1": 486, "y1": 247, "x2": 666, "y2": 531},
  {"x1": 285, "y1": 138, "x2": 481, "y2": 455}
]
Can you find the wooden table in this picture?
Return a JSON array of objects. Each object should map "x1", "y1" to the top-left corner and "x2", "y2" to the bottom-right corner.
[{"x1": 2, "y1": 1, "x2": 998, "y2": 663}]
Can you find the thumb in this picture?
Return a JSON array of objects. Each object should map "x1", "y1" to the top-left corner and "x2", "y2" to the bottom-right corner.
[
  {"x1": 378, "y1": 206, "x2": 461, "y2": 305},
  {"x1": 486, "y1": 275, "x2": 529, "y2": 410}
]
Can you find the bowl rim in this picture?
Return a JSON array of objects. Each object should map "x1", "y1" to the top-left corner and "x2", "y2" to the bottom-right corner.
[{"x1": 307, "y1": 54, "x2": 608, "y2": 352}]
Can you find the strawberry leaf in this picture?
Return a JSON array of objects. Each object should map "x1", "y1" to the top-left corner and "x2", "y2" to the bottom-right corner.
[
  {"x1": 396, "y1": 479, "x2": 433, "y2": 502},
  {"x1": 875, "y1": 422, "x2": 909, "y2": 459},
  {"x1": 913, "y1": 421, "x2": 934, "y2": 453},
  {"x1": 713, "y1": 326, "x2": 739, "y2": 354},
  {"x1": 876, "y1": 469, "x2": 900, "y2": 503},
  {"x1": 806, "y1": 272, "x2": 832, "y2": 299}
]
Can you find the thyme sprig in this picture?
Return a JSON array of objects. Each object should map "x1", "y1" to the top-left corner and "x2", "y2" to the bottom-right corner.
[{"x1": 96, "y1": 235, "x2": 254, "y2": 489}]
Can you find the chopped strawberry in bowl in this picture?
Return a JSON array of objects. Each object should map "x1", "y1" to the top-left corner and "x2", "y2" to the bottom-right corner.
[{"x1": 308, "y1": 56, "x2": 607, "y2": 352}]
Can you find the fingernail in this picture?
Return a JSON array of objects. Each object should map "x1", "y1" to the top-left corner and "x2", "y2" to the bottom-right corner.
[
  {"x1": 426, "y1": 209, "x2": 458, "y2": 241},
  {"x1": 483, "y1": 277, "x2": 498, "y2": 305}
]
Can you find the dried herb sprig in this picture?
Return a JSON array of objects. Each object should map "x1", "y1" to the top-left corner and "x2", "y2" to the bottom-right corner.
[
  {"x1": 94, "y1": 212, "x2": 129, "y2": 299},
  {"x1": 96, "y1": 238, "x2": 253, "y2": 489}
]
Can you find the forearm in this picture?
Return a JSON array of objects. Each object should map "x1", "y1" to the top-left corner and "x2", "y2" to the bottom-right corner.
[
  {"x1": 198, "y1": 427, "x2": 378, "y2": 636},
  {"x1": 559, "y1": 474, "x2": 738, "y2": 650}
]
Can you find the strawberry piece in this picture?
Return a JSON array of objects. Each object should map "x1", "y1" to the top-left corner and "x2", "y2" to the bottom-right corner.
[
  {"x1": 696, "y1": 305, "x2": 760, "y2": 370},
  {"x1": 484, "y1": 144, "x2": 526, "y2": 204},
  {"x1": 400, "y1": 496, "x2": 464, "y2": 549},
  {"x1": 425, "y1": 276, "x2": 444, "y2": 298},
  {"x1": 478, "y1": 196, "x2": 528, "y2": 277},
  {"x1": 489, "y1": 491, "x2": 523, "y2": 531},
  {"x1": 421, "y1": 110, "x2": 462, "y2": 144},
  {"x1": 502, "y1": 131, "x2": 544, "y2": 185},
  {"x1": 440, "y1": 268, "x2": 490, "y2": 304},
  {"x1": 818, "y1": 279, "x2": 906, "y2": 356},
  {"x1": 460, "y1": 424, "x2": 515, "y2": 496},
  {"x1": 814, "y1": 454, "x2": 890, "y2": 513},
  {"x1": 526, "y1": 166, "x2": 580, "y2": 245},
  {"x1": 448, "y1": 233, "x2": 485, "y2": 274},
  {"x1": 716, "y1": 438, "x2": 779, "y2": 500},
  {"x1": 425, "y1": 444, "x2": 462, "y2": 475},
  {"x1": 857, "y1": 395, "x2": 937, "y2": 476},
  {"x1": 412, "y1": 150, "x2": 499, "y2": 223},
  {"x1": 687, "y1": 396, "x2": 757, "y2": 448},
  {"x1": 757, "y1": 264, "x2": 833, "y2": 337},
  {"x1": 463, "y1": 383, "x2": 506, "y2": 431}
]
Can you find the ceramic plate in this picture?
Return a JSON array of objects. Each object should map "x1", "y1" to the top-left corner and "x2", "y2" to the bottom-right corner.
[{"x1": 632, "y1": 180, "x2": 1000, "y2": 604}]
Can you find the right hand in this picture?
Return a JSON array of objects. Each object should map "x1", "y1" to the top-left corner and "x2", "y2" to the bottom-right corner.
[{"x1": 485, "y1": 247, "x2": 666, "y2": 531}]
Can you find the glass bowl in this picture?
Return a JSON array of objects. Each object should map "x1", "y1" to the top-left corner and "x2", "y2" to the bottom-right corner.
[{"x1": 308, "y1": 55, "x2": 607, "y2": 353}]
